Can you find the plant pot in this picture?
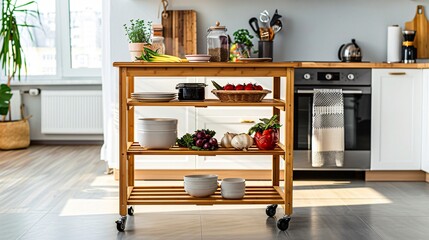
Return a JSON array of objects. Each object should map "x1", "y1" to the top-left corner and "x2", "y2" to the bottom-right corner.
[
  {"x1": 0, "y1": 119, "x2": 30, "y2": 150},
  {"x1": 254, "y1": 129, "x2": 279, "y2": 150},
  {"x1": 128, "y1": 43, "x2": 151, "y2": 61}
]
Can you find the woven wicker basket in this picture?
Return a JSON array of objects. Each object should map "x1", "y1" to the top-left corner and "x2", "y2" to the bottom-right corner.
[{"x1": 212, "y1": 90, "x2": 272, "y2": 102}]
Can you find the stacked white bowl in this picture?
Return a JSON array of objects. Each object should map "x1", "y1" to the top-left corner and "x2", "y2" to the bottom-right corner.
[
  {"x1": 136, "y1": 118, "x2": 178, "y2": 149},
  {"x1": 221, "y1": 178, "x2": 246, "y2": 199},
  {"x1": 184, "y1": 174, "x2": 218, "y2": 198}
]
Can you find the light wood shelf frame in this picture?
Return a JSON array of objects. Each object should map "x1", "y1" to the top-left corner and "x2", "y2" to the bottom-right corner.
[{"x1": 113, "y1": 62, "x2": 296, "y2": 218}]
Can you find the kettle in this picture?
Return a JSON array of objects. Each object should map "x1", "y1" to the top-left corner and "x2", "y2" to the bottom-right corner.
[{"x1": 338, "y1": 39, "x2": 362, "y2": 62}]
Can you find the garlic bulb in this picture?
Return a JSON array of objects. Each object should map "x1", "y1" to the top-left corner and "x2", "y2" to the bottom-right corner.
[
  {"x1": 231, "y1": 133, "x2": 253, "y2": 151},
  {"x1": 220, "y1": 132, "x2": 237, "y2": 148}
]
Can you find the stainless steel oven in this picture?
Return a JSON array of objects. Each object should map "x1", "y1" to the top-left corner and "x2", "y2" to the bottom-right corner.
[{"x1": 294, "y1": 68, "x2": 371, "y2": 170}]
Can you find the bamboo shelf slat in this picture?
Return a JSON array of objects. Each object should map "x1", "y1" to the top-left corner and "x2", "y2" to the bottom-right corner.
[
  {"x1": 127, "y1": 186, "x2": 285, "y2": 205},
  {"x1": 127, "y1": 99, "x2": 286, "y2": 108},
  {"x1": 127, "y1": 142, "x2": 286, "y2": 156}
]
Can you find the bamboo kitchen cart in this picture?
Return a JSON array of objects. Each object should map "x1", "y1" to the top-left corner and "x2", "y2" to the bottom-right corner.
[{"x1": 113, "y1": 62, "x2": 297, "y2": 231}]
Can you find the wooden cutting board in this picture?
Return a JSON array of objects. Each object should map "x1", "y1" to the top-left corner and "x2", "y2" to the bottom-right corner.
[
  {"x1": 162, "y1": 10, "x2": 197, "y2": 58},
  {"x1": 405, "y1": 5, "x2": 429, "y2": 58}
]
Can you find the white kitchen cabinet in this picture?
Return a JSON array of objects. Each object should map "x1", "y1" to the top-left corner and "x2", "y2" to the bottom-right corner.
[
  {"x1": 371, "y1": 69, "x2": 422, "y2": 170},
  {"x1": 422, "y1": 70, "x2": 429, "y2": 173}
]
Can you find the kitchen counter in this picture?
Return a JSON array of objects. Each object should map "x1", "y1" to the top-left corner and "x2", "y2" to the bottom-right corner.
[{"x1": 298, "y1": 62, "x2": 429, "y2": 69}]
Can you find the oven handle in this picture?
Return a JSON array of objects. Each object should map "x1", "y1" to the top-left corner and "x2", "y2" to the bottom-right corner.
[{"x1": 296, "y1": 90, "x2": 363, "y2": 94}]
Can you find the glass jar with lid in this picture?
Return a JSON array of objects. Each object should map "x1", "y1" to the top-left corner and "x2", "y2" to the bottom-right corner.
[
  {"x1": 152, "y1": 23, "x2": 165, "y2": 54},
  {"x1": 207, "y1": 21, "x2": 229, "y2": 62}
]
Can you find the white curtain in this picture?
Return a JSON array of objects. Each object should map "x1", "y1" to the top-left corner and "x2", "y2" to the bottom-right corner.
[{"x1": 100, "y1": 0, "x2": 119, "y2": 168}]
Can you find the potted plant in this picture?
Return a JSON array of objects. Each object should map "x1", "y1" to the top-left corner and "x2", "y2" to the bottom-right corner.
[
  {"x1": 248, "y1": 115, "x2": 282, "y2": 150},
  {"x1": 0, "y1": 0, "x2": 40, "y2": 150},
  {"x1": 230, "y1": 29, "x2": 254, "y2": 62},
  {"x1": 124, "y1": 19, "x2": 152, "y2": 61}
]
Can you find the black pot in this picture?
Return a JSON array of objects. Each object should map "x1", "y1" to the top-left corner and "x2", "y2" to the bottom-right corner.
[{"x1": 176, "y1": 83, "x2": 207, "y2": 101}]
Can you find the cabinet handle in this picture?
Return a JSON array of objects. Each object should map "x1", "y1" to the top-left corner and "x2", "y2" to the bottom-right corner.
[
  {"x1": 389, "y1": 72, "x2": 406, "y2": 75},
  {"x1": 240, "y1": 120, "x2": 255, "y2": 123}
]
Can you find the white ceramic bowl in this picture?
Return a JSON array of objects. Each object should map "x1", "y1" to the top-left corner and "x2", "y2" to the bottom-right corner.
[
  {"x1": 184, "y1": 187, "x2": 217, "y2": 198},
  {"x1": 184, "y1": 174, "x2": 218, "y2": 182},
  {"x1": 221, "y1": 178, "x2": 246, "y2": 199},
  {"x1": 136, "y1": 118, "x2": 177, "y2": 132},
  {"x1": 137, "y1": 130, "x2": 177, "y2": 149},
  {"x1": 184, "y1": 174, "x2": 219, "y2": 197}
]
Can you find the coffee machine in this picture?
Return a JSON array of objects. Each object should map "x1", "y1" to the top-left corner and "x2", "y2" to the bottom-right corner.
[{"x1": 402, "y1": 30, "x2": 417, "y2": 63}]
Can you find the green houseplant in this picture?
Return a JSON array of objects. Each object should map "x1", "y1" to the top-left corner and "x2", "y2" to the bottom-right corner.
[
  {"x1": 124, "y1": 19, "x2": 152, "y2": 61},
  {"x1": 230, "y1": 29, "x2": 254, "y2": 62},
  {"x1": 0, "y1": 0, "x2": 40, "y2": 149}
]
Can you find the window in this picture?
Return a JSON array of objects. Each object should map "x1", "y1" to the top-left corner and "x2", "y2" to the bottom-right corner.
[{"x1": 20, "y1": 0, "x2": 102, "y2": 79}]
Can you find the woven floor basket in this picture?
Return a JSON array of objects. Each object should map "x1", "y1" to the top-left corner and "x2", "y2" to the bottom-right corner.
[
  {"x1": 212, "y1": 90, "x2": 272, "y2": 102},
  {"x1": 0, "y1": 119, "x2": 30, "y2": 150}
]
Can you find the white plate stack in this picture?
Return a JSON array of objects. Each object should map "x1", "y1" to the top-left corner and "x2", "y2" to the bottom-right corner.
[
  {"x1": 136, "y1": 118, "x2": 178, "y2": 149},
  {"x1": 221, "y1": 178, "x2": 246, "y2": 199},
  {"x1": 184, "y1": 175, "x2": 218, "y2": 198},
  {"x1": 131, "y1": 92, "x2": 177, "y2": 102}
]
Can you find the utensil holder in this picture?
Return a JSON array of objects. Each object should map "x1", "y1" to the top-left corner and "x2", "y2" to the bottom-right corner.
[{"x1": 258, "y1": 41, "x2": 273, "y2": 60}]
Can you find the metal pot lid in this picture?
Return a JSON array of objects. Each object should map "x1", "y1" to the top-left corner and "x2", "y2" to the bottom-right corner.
[
  {"x1": 176, "y1": 83, "x2": 207, "y2": 89},
  {"x1": 208, "y1": 21, "x2": 226, "y2": 31}
]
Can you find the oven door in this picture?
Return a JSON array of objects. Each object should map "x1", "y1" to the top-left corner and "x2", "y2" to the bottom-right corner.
[{"x1": 293, "y1": 86, "x2": 371, "y2": 170}]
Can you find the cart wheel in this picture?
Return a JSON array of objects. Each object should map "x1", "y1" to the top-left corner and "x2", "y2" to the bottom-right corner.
[
  {"x1": 116, "y1": 216, "x2": 127, "y2": 232},
  {"x1": 277, "y1": 216, "x2": 291, "y2": 231},
  {"x1": 128, "y1": 206, "x2": 134, "y2": 216},
  {"x1": 265, "y1": 204, "x2": 278, "y2": 217}
]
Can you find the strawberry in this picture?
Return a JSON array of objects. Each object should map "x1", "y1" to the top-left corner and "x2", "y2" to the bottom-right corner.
[
  {"x1": 235, "y1": 84, "x2": 244, "y2": 90},
  {"x1": 244, "y1": 83, "x2": 254, "y2": 90},
  {"x1": 223, "y1": 84, "x2": 235, "y2": 90},
  {"x1": 254, "y1": 84, "x2": 263, "y2": 90}
]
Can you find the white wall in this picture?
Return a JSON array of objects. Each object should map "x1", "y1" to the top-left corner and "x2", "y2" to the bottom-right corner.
[{"x1": 110, "y1": 0, "x2": 427, "y2": 62}]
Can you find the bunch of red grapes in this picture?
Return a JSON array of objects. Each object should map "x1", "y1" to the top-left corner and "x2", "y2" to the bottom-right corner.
[{"x1": 193, "y1": 129, "x2": 219, "y2": 150}]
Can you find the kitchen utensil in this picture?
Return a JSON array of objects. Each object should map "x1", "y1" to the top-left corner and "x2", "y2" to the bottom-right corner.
[
  {"x1": 162, "y1": 10, "x2": 197, "y2": 58},
  {"x1": 338, "y1": 39, "x2": 362, "y2": 62},
  {"x1": 176, "y1": 83, "x2": 207, "y2": 101},
  {"x1": 259, "y1": 10, "x2": 271, "y2": 41},
  {"x1": 270, "y1": 9, "x2": 282, "y2": 27},
  {"x1": 259, "y1": 10, "x2": 271, "y2": 25},
  {"x1": 402, "y1": 30, "x2": 417, "y2": 63},
  {"x1": 248, "y1": 17, "x2": 260, "y2": 38},
  {"x1": 272, "y1": 20, "x2": 282, "y2": 34},
  {"x1": 405, "y1": 5, "x2": 429, "y2": 58}
]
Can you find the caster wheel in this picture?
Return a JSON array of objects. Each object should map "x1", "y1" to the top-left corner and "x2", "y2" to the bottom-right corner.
[
  {"x1": 277, "y1": 216, "x2": 291, "y2": 231},
  {"x1": 266, "y1": 204, "x2": 278, "y2": 217},
  {"x1": 128, "y1": 206, "x2": 134, "y2": 216},
  {"x1": 116, "y1": 216, "x2": 127, "y2": 232}
]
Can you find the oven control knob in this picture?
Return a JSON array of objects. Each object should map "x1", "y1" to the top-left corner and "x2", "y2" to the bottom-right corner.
[
  {"x1": 303, "y1": 73, "x2": 311, "y2": 80},
  {"x1": 347, "y1": 74, "x2": 355, "y2": 80},
  {"x1": 325, "y1": 73, "x2": 333, "y2": 80}
]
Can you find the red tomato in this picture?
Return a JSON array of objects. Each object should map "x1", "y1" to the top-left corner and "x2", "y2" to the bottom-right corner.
[
  {"x1": 244, "y1": 83, "x2": 254, "y2": 90},
  {"x1": 254, "y1": 85, "x2": 263, "y2": 90},
  {"x1": 235, "y1": 84, "x2": 244, "y2": 90},
  {"x1": 223, "y1": 84, "x2": 235, "y2": 90},
  {"x1": 254, "y1": 129, "x2": 279, "y2": 150}
]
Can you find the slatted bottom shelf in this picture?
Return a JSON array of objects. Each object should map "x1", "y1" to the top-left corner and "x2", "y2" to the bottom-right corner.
[{"x1": 127, "y1": 186, "x2": 285, "y2": 205}]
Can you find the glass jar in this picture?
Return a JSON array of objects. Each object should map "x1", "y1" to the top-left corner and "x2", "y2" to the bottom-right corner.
[
  {"x1": 207, "y1": 21, "x2": 229, "y2": 62},
  {"x1": 152, "y1": 35, "x2": 165, "y2": 54}
]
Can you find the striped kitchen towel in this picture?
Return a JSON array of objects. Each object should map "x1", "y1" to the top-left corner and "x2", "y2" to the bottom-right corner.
[{"x1": 311, "y1": 89, "x2": 345, "y2": 167}]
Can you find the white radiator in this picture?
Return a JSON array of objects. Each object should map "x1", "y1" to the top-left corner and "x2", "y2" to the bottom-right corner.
[{"x1": 41, "y1": 90, "x2": 103, "y2": 134}]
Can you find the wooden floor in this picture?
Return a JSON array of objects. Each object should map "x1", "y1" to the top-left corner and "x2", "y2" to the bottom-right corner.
[{"x1": 1, "y1": 145, "x2": 429, "y2": 240}]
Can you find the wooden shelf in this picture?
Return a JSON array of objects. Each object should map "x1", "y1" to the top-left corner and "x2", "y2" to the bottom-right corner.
[
  {"x1": 127, "y1": 143, "x2": 286, "y2": 156},
  {"x1": 127, "y1": 186, "x2": 285, "y2": 205},
  {"x1": 127, "y1": 99, "x2": 285, "y2": 108}
]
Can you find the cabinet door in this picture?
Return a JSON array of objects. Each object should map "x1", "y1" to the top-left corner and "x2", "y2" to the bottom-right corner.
[
  {"x1": 371, "y1": 69, "x2": 422, "y2": 170},
  {"x1": 422, "y1": 70, "x2": 429, "y2": 173},
  {"x1": 133, "y1": 77, "x2": 196, "y2": 169},
  {"x1": 196, "y1": 107, "x2": 273, "y2": 169}
]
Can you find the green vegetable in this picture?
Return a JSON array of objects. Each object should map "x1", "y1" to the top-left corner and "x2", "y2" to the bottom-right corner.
[
  {"x1": 211, "y1": 80, "x2": 223, "y2": 90},
  {"x1": 248, "y1": 115, "x2": 282, "y2": 135},
  {"x1": 124, "y1": 19, "x2": 152, "y2": 43},
  {"x1": 136, "y1": 47, "x2": 182, "y2": 62},
  {"x1": 176, "y1": 133, "x2": 194, "y2": 148}
]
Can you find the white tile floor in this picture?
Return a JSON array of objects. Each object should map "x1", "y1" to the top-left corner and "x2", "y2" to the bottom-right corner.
[{"x1": 1, "y1": 145, "x2": 429, "y2": 240}]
